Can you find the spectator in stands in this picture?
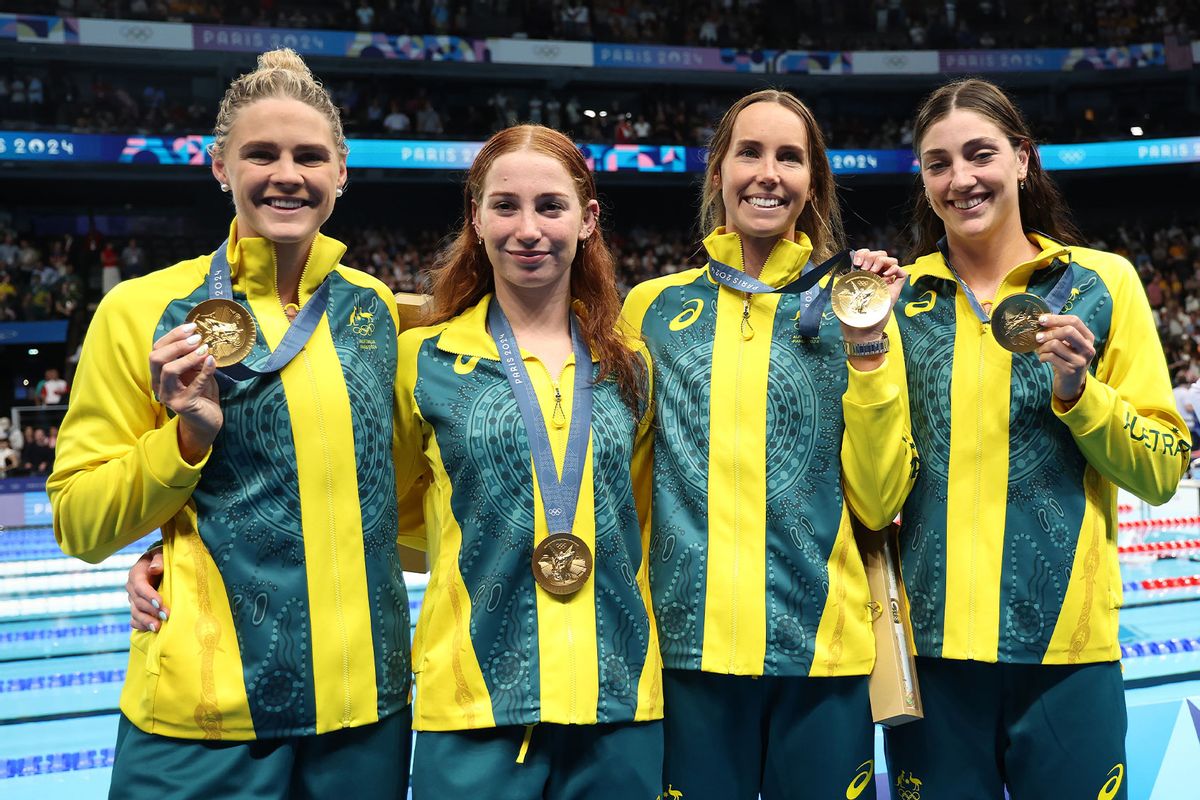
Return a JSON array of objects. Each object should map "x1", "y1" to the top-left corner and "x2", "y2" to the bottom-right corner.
[
  {"x1": 34, "y1": 368, "x2": 69, "y2": 406},
  {"x1": 886, "y1": 77, "x2": 1189, "y2": 799},
  {"x1": 1175, "y1": 371, "x2": 1200, "y2": 442},
  {"x1": 622, "y1": 88, "x2": 910, "y2": 800},
  {"x1": 415, "y1": 98, "x2": 444, "y2": 134},
  {"x1": 100, "y1": 240, "x2": 121, "y2": 294},
  {"x1": 0, "y1": 232, "x2": 16, "y2": 267},
  {"x1": 22, "y1": 427, "x2": 53, "y2": 475},
  {"x1": 356, "y1": 0, "x2": 375, "y2": 29},
  {"x1": 0, "y1": 433, "x2": 17, "y2": 478},
  {"x1": 382, "y1": 100, "x2": 411, "y2": 134},
  {"x1": 120, "y1": 237, "x2": 147, "y2": 276},
  {"x1": 50, "y1": 47, "x2": 412, "y2": 799}
]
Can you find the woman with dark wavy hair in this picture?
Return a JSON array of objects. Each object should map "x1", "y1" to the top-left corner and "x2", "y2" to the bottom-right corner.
[
  {"x1": 886, "y1": 78, "x2": 1189, "y2": 799},
  {"x1": 398, "y1": 124, "x2": 663, "y2": 799}
]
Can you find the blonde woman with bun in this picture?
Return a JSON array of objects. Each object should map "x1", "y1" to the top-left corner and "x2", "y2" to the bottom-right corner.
[{"x1": 49, "y1": 49, "x2": 413, "y2": 798}]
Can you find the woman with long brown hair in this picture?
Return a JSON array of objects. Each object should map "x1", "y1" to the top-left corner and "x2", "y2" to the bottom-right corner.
[
  {"x1": 397, "y1": 124, "x2": 663, "y2": 798},
  {"x1": 621, "y1": 89, "x2": 916, "y2": 799},
  {"x1": 886, "y1": 78, "x2": 1189, "y2": 798}
]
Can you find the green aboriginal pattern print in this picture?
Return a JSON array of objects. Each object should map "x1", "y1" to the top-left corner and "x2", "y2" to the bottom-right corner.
[
  {"x1": 589, "y1": 383, "x2": 653, "y2": 718},
  {"x1": 897, "y1": 261, "x2": 1118, "y2": 662},
  {"x1": 327, "y1": 275, "x2": 412, "y2": 711},
  {"x1": 998, "y1": 263, "x2": 1110, "y2": 661},
  {"x1": 895, "y1": 278, "x2": 958, "y2": 657},
  {"x1": 158, "y1": 287, "x2": 318, "y2": 736},
  {"x1": 764, "y1": 298, "x2": 847, "y2": 674},
  {"x1": 638, "y1": 278, "x2": 716, "y2": 670},
  {"x1": 638, "y1": 276, "x2": 853, "y2": 676},
  {"x1": 412, "y1": 338, "x2": 651, "y2": 725}
]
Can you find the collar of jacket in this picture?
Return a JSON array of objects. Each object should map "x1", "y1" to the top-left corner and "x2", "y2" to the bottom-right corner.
[
  {"x1": 435, "y1": 293, "x2": 601, "y2": 363},
  {"x1": 908, "y1": 231, "x2": 1072, "y2": 286},
  {"x1": 223, "y1": 218, "x2": 347, "y2": 304},
  {"x1": 703, "y1": 227, "x2": 815, "y2": 288}
]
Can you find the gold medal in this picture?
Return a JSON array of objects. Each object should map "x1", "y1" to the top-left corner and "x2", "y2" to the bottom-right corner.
[
  {"x1": 831, "y1": 270, "x2": 890, "y2": 329},
  {"x1": 991, "y1": 293, "x2": 1049, "y2": 353},
  {"x1": 532, "y1": 532, "x2": 593, "y2": 595},
  {"x1": 185, "y1": 298, "x2": 256, "y2": 367}
]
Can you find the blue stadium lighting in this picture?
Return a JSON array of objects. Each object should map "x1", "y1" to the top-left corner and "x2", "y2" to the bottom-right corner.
[{"x1": 4, "y1": 131, "x2": 1198, "y2": 174}]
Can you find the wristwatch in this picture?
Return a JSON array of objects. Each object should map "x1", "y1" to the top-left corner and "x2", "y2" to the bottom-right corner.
[{"x1": 843, "y1": 332, "x2": 890, "y2": 358}]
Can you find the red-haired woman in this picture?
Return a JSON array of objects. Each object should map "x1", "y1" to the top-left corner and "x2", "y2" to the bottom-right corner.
[
  {"x1": 621, "y1": 89, "x2": 915, "y2": 799},
  {"x1": 396, "y1": 124, "x2": 663, "y2": 798}
]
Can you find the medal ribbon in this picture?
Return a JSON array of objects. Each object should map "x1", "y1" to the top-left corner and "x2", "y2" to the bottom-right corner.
[
  {"x1": 936, "y1": 236, "x2": 1074, "y2": 324},
  {"x1": 207, "y1": 239, "x2": 331, "y2": 381},
  {"x1": 707, "y1": 249, "x2": 852, "y2": 337},
  {"x1": 488, "y1": 299, "x2": 594, "y2": 537}
]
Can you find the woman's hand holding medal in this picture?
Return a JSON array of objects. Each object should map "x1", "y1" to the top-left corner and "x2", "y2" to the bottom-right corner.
[
  {"x1": 1034, "y1": 313, "x2": 1096, "y2": 407},
  {"x1": 840, "y1": 248, "x2": 906, "y2": 342},
  {"x1": 832, "y1": 248, "x2": 906, "y2": 368},
  {"x1": 150, "y1": 322, "x2": 223, "y2": 463}
]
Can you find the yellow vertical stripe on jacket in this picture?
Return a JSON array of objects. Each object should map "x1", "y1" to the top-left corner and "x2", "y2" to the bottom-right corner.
[
  {"x1": 530, "y1": 353, "x2": 601, "y2": 724},
  {"x1": 942, "y1": 289, "x2": 1011, "y2": 662},
  {"x1": 702, "y1": 283, "x2": 780, "y2": 674}
]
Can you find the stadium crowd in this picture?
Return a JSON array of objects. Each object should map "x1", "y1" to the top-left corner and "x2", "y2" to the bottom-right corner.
[
  {"x1": 9, "y1": 0, "x2": 1198, "y2": 52},
  {"x1": 3, "y1": 67, "x2": 1198, "y2": 149}
]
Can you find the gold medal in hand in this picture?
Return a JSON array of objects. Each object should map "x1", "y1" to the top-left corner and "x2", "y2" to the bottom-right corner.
[
  {"x1": 185, "y1": 299, "x2": 256, "y2": 367},
  {"x1": 991, "y1": 293, "x2": 1049, "y2": 353},
  {"x1": 831, "y1": 270, "x2": 890, "y2": 329}
]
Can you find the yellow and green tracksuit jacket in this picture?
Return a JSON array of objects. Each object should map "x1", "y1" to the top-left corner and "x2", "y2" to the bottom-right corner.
[
  {"x1": 395, "y1": 294, "x2": 662, "y2": 730},
  {"x1": 895, "y1": 233, "x2": 1190, "y2": 665},
  {"x1": 620, "y1": 228, "x2": 917, "y2": 678},
  {"x1": 47, "y1": 221, "x2": 411, "y2": 740}
]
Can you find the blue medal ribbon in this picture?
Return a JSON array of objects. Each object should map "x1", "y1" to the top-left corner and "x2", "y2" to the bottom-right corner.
[
  {"x1": 488, "y1": 299, "x2": 594, "y2": 537},
  {"x1": 206, "y1": 238, "x2": 331, "y2": 382},
  {"x1": 707, "y1": 249, "x2": 852, "y2": 338},
  {"x1": 936, "y1": 236, "x2": 1074, "y2": 324}
]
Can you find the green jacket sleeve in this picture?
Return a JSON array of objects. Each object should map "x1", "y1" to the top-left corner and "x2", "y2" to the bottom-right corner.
[
  {"x1": 1053, "y1": 257, "x2": 1190, "y2": 505},
  {"x1": 840, "y1": 315, "x2": 918, "y2": 530},
  {"x1": 47, "y1": 280, "x2": 208, "y2": 564}
]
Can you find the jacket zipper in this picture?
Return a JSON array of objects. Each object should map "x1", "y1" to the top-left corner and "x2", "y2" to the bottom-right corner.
[
  {"x1": 967, "y1": 312, "x2": 989, "y2": 659},
  {"x1": 272, "y1": 242, "x2": 316, "y2": 321}
]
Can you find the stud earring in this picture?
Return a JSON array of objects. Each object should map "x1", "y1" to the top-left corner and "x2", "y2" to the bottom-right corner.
[
  {"x1": 1019, "y1": 178, "x2": 1027, "y2": 190},
  {"x1": 335, "y1": 186, "x2": 344, "y2": 198},
  {"x1": 220, "y1": 183, "x2": 229, "y2": 193}
]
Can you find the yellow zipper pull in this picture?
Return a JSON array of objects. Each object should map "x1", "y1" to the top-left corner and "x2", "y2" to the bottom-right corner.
[
  {"x1": 740, "y1": 294, "x2": 754, "y2": 340},
  {"x1": 552, "y1": 385, "x2": 566, "y2": 429}
]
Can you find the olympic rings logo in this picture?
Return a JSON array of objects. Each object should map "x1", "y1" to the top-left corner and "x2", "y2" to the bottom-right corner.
[
  {"x1": 1058, "y1": 149, "x2": 1085, "y2": 165},
  {"x1": 886, "y1": 55, "x2": 909, "y2": 67},
  {"x1": 120, "y1": 25, "x2": 153, "y2": 41},
  {"x1": 534, "y1": 45, "x2": 562, "y2": 58}
]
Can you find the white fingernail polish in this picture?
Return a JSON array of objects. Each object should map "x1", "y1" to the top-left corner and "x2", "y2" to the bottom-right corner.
[
  {"x1": 149, "y1": 622, "x2": 157, "y2": 632},
  {"x1": 151, "y1": 599, "x2": 160, "y2": 610},
  {"x1": 187, "y1": 334, "x2": 202, "y2": 345},
  {"x1": 182, "y1": 323, "x2": 197, "y2": 333},
  {"x1": 158, "y1": 611, "x2": 168, "y2": 621},
  {"x1": 196, "y1": 344, "x2": 209, "y2": 356}
]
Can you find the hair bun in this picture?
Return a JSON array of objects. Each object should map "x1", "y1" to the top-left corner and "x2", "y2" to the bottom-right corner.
[{"x1": 255, "y1": 47, "x2": 312, "y2": 78}]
